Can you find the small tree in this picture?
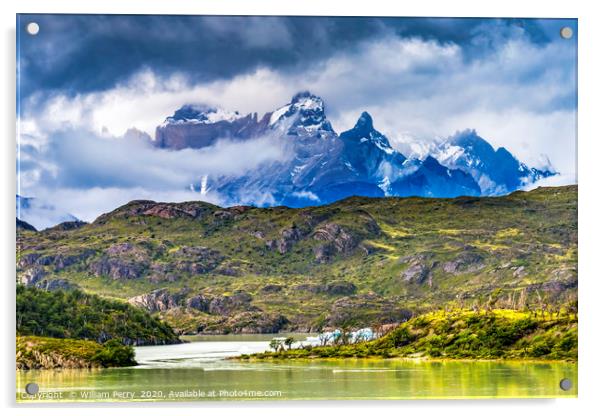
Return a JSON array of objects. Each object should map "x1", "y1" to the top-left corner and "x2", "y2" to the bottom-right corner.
[
  {"x1": 269, "y1": 339, "x2": 282, "y2": 352},
  {"x1": 284, "y1": 337, "x2": 295, "y2": 350}
]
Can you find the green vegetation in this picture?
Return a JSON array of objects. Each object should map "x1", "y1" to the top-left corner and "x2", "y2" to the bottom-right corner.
[
  {"x1": 16, "y1": 336, "x2": 136, "y2": 369},
  {"x1": 244, "y1": 309, "x2": 577, "y2": 361},
  {"x1": 17, "y1": 285, "x2": 179, "y2": 345},
  {"x1": 16, "y1": 185, "x2": 577, "y2": 334}
]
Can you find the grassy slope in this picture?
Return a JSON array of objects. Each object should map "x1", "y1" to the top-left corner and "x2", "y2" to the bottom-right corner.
[
  {"x1": 16, "y1": 185, "x2": 577, "y2": 332},
  {"x1": 244, "y1": 309, "x2": 577, "y2": 361}
]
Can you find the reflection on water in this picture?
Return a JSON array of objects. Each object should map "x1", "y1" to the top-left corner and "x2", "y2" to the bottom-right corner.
[{"x1": 16, "y1": 334, "x2": 577, "y2": 402}]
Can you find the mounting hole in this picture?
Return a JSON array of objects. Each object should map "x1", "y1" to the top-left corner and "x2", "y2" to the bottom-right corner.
[
  {"x1": 26, "y1": 22, "x2": 40, "y2": 36},
  {"x1": 25, "y1": 382, "x2": 39, "y2": 395},
  {"x1": 560, "y1": 27, "x2": 573, "y2": 40},
  {"x1": 559, "y1": 378, "x2": 573, "y2": 391}
]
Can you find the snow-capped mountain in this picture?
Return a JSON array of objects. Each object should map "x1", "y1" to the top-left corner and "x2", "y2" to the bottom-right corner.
[
  {"x1": 154, "y1": 104, "x2": 270, "y2": 150},
  {"x1": 432, "y1": 129, "x2": 555, "y2": 195},
  {"x1": 151, "y1": 92, "x2": 556, "y2": 206}
]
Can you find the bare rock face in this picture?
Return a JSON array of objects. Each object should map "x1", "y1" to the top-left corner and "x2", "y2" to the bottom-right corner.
[
  {"x1": 278, "y1": 226, "x2": 303, "y2": 254},
  {"x1": 35, "y1": 279, "x2": 77, "y2": 291},
  {"x1": 312, "y1": 223, "x2": 362, "y2": 263},
  {"x1": 19, "y1": 249, "x2": 95, "y2": 272},
  {"x1": 313, "y1": 244, "x2": 335, "y2": 263},
  {"x1": 19, "y1": 267, "x2": 46, "y2": 286},
  {"x1": 207, "y1": 291, "x2": 257, "y2": 315},
  {"x1": 399, "y1": 253, "x2": 435, "y2": 285},
  {"x1": 402, "y1": 263, "x2": 430, "y2": 283},
  {"x1": 172, "y1": 246, "x2": 224, "y2": 274},
  {"x1": 90, "y1": 257, "x2": 146, "y2": 280},
  {"x1": 17, "y1": 253, "x2": 41, "y2": 268},
  {"x1": 154, "y1": 111, "x2": 270, "y2": 150},
  {"x1": 90, "y1": 244, "x2": 150, "y2": 280},
  {"x1": 313, "y1": 223, "x2": 357, "y2": 252},
  {"x1": 443, "y1": 251, "x2": 485, "y2": 274},
  {"x1": 128, "y1": 289, "x2": 185, "y2": 313},
  {"x1": 94, "y1": 200, "x2": 215, "y2": 223},
  {"x1": 186, "y1": 295, "x2": 211, "y2": 312}
]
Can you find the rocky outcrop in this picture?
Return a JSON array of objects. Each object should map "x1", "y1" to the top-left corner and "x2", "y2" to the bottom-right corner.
[
  {"x1": 312, "y1": 223, "x2": 362, "y2": 262},
  {"x1": 292, "y1": 281, "x2": 357, "y2": 296},
  {"x1": 327, "y1": 293, "x2": 412, "y2": 328},
  {"x1": 185, "y1": 295, "x2": 211, "y2": 312},
  {"x1": 213, "y1": 205, "x2": 253, "y2": 222},
  {"x1": 45, "y1": 220, "x2": 87, "y2": 232},
  {"x1": 18, "y1": 249, "x2": 96, "y2": 272},
  {"x1": 314, "y1": 223, "x2": 357, "y2": 252},
  {"x1": 207, "y1": 291, "x2": 257, "y2": 315},
  {"x1": 223, "y1": 312, "x2": 289, "y2": 334},
  {"x1": 17, "y1": 341, "x2": 101, "y2": 370},
  {"x1": 266, "y1": 226, "x2": 303, "y2": 254},
  {"x1": 34, "y1": 278, "x2": 77, "y2": 291},
  {"x1": 94, "y1": 200, "x2": 216, "y2": 223},
  {"x1": 16, "y1": 218, "x2": 37, "y2": 232},
  {"x1": 402, "y1": 263, "x2": 430, "y2": 284},
  {"x1": 128, "y1": 288, "x2": 187, "y2": 313},
  {"x1": 19, "y1": 267, "x2": 46, "y2": 286},
  {"x1": 89, "y1": 257, "x2": 147, "y2": 280},
  {"x1": 399, "y1": 253, "x2": 435, "y2": 285},
  {"x1": 89, "y1": 243, "x2": 151, "y2": 280},
  {"x1": 17, "y1": 253, "x2": 41, "y2": 268},
  {"x1": 442, "y1": 251, "x2": 485, "y2": 274},
  {"x1": 172, "y1": 246, "x2": 223, "y2": 274}
]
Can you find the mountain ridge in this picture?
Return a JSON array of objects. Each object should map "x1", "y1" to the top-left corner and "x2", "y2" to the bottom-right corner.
[
  {"x1": 151, "y1": 92, "x2": 556, "y2": 207},
  {"x1": 16, "y1": 185, "x2": 577, "y2": 334}
]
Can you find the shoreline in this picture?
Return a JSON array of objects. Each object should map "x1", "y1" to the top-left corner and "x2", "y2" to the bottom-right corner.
[{"x1": 234, "y1": 355, "x2": 577, "y2": 364}]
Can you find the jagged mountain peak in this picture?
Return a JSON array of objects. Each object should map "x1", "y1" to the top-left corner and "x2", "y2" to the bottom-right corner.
[
  {"x1": 150, "y1": 94, "x2": 556, "y2": 207},
  {"x1": 269, "y1": 91, "x2": 333, "y2": 134},
  {"x1": 422, "y1": 155, "x2": 443, "y2": 170},
  {"x1": 163, "y1": 104, "x2": 243, "y2": 126},
  {"x1": 291, "y1": 90, "x2": 323, "y2": 106},
  {"x1": 341, "y1": 111, "x2": 395, "y2": 157},
  {"x1": 353, "y1": 111, "x2": 374, "y2": 132},
  {"x1": 449, "y1": 129, "x2": 487, "y2": 146},
  {"x1": 446, "y1": 129, "x2": 516, "y2": 164},
  {"x1": 435, "y1": 129, "x2": 555, "y2": 194}
]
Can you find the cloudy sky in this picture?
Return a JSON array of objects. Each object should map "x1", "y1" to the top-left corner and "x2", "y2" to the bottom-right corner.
[{"x1": 17, "y1": 15, "x2": 577, "y2": 228}]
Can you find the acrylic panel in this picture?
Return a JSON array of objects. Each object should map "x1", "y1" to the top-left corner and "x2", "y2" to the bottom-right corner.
[{"x1": 16, "y1": 14, "x2": 577, "y2": 402}]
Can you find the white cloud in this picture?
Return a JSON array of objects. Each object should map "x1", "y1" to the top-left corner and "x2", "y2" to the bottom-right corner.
[
  {"x1": 18, "y1": 128, "x2": 291, "y2": 228},
  {"x1": 19, "y1": 33, "x2": 577, "y2": 227},
  {"x1": 291, "y1": 191, "x2": 321, "y2": 202},
  {"x1": 522, "y1": 172, "x2": 577, "y2": 191}
]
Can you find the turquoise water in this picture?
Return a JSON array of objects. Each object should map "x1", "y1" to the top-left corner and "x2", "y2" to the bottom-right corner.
[{"x1": 16, "y1": 334, "x2": 577, "y2": 402}]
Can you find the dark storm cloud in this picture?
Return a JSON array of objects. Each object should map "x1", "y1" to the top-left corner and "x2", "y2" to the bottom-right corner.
[{"x1": 17, "y1": 14, "x2": 563, "y2": 98}]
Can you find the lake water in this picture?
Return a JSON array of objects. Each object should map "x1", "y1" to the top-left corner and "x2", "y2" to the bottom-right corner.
[{"x1": 16, "y1": 334, "x2": 577, "y2": 402}]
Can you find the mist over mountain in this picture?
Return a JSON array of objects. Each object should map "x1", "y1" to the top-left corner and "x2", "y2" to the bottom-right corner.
[{"x1": 152, "y1": 91, "x2": 555, "y2": 207}]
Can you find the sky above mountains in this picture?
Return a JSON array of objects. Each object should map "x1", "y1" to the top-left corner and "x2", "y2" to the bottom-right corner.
[{"x1": 17, "y1": 15, "x2": 577, "y2": 227}]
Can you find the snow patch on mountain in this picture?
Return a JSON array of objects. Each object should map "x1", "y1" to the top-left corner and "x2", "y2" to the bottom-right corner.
[{"x1": 161, "y1": 104, "x2": 244, "y2": 127}]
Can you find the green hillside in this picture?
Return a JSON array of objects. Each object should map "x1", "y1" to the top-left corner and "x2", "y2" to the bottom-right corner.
[
  {"x1": 16, "y1": 185, "x2": 577, "y2": 334},
  {"x1": 243, "y1": 309, "x2": 577, "y2": 361},
  {"x1": 17, "y1": 285, "x2": 179, "y2": 345}
]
